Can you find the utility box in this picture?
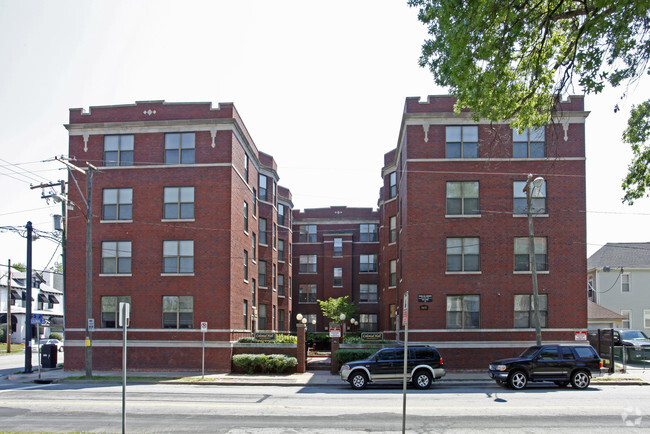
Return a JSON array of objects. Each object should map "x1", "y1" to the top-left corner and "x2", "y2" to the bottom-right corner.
[{"x1": 41, "y1": 344, "x2": 58, "y2": 368}]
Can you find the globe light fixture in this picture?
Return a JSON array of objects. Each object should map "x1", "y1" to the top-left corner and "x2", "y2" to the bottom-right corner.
[{"x1": 296, "y1": 313, "x2": 303, "y2": 321}]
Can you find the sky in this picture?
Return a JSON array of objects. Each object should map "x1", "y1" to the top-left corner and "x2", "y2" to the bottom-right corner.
[{"x1": 1, "y1": 0, "x2": 649, "y2": 272}]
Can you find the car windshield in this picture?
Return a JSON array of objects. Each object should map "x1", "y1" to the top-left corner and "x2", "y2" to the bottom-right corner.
[
  {"x1": 519, "y1": 346, "x2": 541, "y2": 358},
  {"x1": 621, "y1": 330, "x2": 649, "y2": 340}
]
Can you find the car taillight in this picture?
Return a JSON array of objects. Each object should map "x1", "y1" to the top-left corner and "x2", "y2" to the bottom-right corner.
[
  {"x1": 600, "y1": 360, "x2": 603, "y2": 368},
  {"x1": 440, "y1": 356, "x2": 443, "y2": 365}
]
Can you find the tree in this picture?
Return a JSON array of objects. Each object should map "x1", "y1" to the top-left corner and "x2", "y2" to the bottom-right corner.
[
  {"x1": 11, "y1": 262, "x2": 26, "y2": 272},
  {"x1": 317, "y1": 296, "x2": 359, "y2": 323},
  {"x1": 50, "y1": 262, "x2": 63, "y2": 274},
  {"x1": 622, "y1": 101, "x2": 650, "y2": 203},
  {"x1": 409, "y1": 0, "x2": 650, "y2": 200}
]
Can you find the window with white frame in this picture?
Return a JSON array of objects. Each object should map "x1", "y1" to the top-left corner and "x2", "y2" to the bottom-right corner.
[
  {"x1": 259, "y1": 218, "x2": 267, "y2": 245},
  {"x1": 278, "y1": 274, "x2": 285, "y2": 296},
  {"x1": 446, "y1": 237, "x2": 480, "y2": 272},
  {"x1": 389, "y1": 172, "x2": 397, "y2": 198},
  {"x1": 244, "y1": 155, "x2": 249, "y2": 182},
  {"x1": 252, "y1": 233, "x2": 256, "y2": 261},
  {"x1": 514, "y1": 294, "x2": 548, "y2": 328},
  {"x1": 588, "y1": 278, "x2": 595, "y2": 302},
  {"x1": 446, "y1": 126, "x2": 478, "y2": 158},
  {"x1": 446, "y1": 181, "x2": 479, "y2": 215},
  {"x1": 299, "y1": 225, "x2": 317, "y2": 243},
  {"x1": 243, "y1": 300, "x2": 248, "y2": 329},
  {"x1": 306, "y1": 313, "x2": 317, "y2": 332},
  {"x1": 299, "y1": 284, "x2": 317, "y2": 303},
  {"x1": 333, "y1": 267, "x2": 342, "y2": 287},
  {"x1": 622, "y1": 274, "x2": 630, "y2": 292},
  {"x1": 244, "y1": 201, "x2": 249, "y2": 232},
  {"x1": 446, "y1": 295, "x2": 480, "y2": 329},
  {"x1": 101, "y1": 296, "x2": 131, "y2": 328},
  {"x1": 104, "y1": 135, "x2": 134, "y2": 166},
  {"x1": 278, "y1": 309, "x2": 285, "y2": 331},
  {"x1": 273, "y1": 263, "x2": 277, "y2": 289},
  {"x1": 163, "y1": 186, "x2": 194, "y2": 219},
  {"x1": 165, "y1": 132, "x2": 195, "y2": 164},
  {"x1": 513, "y1": 180, "x2": 547, "y2": 214},
  {"x1": 259, "y1": 174, "x2": 267, "y2": 201},
  {"x1": 389, "y1": 259, "x2": 397, "y2": 286},
  {"x1": 333, "y1": 238, "x2": 343, "y2": 257},
  {"x1": 359, "y1": 314, "x2": 378, "y2": 331},
  {"x1": 243, "y1": 250, "x2": 248, "y2": 281},
  {"x1": 513, "y1": 126, "x2": 545, "y2": 158},
  {"x1": 163, "y1": 240, "x2": 194, "y2": 273},
  {"x1": 162, "y1": 295, "x2": 193, "y2": 328},
  {"x1": 360, "y1": 284, "x2": 378, "y2": 302},
  {"x1": 621, "y1": 310, "x2": 631, "y2": 329},
  {"x1": 259, "y1": 260, "x2": 267, "y2": 286},
  {"x1": 258, "y1": 304, "x2": 267, "y2": 330},
  {"x1": 514, "y1": 237, "x2": 548, "y2": 271},
  {"x1": 389, "y1": 216, "x2": 397, "y2": 243},
  {"x1": 360, "y1": 254, "x2": 378, "y2": 272},
  {"x1": 101, "y1": 241, "x2": 132, "y2": 274},
  {"x1": 278, "y1": 239, "x2": 285, "y2": 261},
  {"x1": 103, "y1": 188, "x2": 132, "y2": 221},
  {"x1": 299, "y1": 255, "x2": 317, "y2": 273},
  {"x1": 278, "y1": 204, "x2": 286, "y2": 226},
  {"x1": 360, "y1": 224, "x2": 378, "y2": 242}
]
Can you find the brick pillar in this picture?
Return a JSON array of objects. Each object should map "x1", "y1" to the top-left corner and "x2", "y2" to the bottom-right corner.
[
  {"x1": 330, "y1": 337, "x2": 340, "y2": 374},
  {"x1": 296, "y1": 324, "x2": 306, "y2": 373}
]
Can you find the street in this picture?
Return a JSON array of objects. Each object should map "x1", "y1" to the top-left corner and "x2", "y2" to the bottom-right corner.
[{"x1": 0, "y1": 380, "x2": 647, "y2": 432}]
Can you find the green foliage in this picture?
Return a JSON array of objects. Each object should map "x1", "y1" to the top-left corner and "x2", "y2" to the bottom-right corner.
[
  {"x1": 317, "y1": 296, "x2": 358, "y2": 323},
  {"x1": 232, "y1": 353, "x2": 298, "y2": 374},
  {"x1": 237, "y1": 334, "x2": 297, "y2": 344},
  {"x1": 49, "y1": 332, "x2": 63, "y2": 341},
  {"x1": 50, "y1": 262, "x2": 63, "y2": 274},
  {"x1": 0, "y1": 326, "x2": 5, "y2": 344},
  {"x1": 334, "y1": 349, "x2": 378, "y2": 364},
  {"x1": 11, "y1": 262, "x2": 26, "y2": 272},
  {"x1": 622, "y1": 101, "x2": 650, "y2": 203}
]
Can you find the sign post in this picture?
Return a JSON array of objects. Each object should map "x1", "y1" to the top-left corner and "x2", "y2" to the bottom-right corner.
[
  {"x1": 31, "y1": 314, "x2": 46, "y2": 379},
  {"x1": 201, "y1": 322, "x2": 208, "y2": 379},
  {"x1": 119, "y1": 302, "x2": 130, "y2": 434},
  {"x1": 402, "y1": 291, "x2": 409, "y2": 434}
]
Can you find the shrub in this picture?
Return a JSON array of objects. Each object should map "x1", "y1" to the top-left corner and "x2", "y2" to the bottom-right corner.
[
  {"x1": 233, "y1": 353, "x2": 298, "y2": 374},
  {"x1": 334, "y1": 349, "x2": 377, "y2": 364},
  {"x1": 237, "y1": 334, "x2": 297, "y2": 344},
  {"x1": 0, "y1": 325, "x2": 5, "y2": 344},
  {"x1": 49, "y1": 332, "x2": 63, "y2": 341}
]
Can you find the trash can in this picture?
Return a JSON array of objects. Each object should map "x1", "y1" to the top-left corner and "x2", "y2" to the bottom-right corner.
[{"x1": 41, "y1": 344, "x2": 58, "y2": 368}]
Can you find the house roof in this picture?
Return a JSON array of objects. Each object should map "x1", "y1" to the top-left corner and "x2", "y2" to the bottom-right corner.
[
  {"x1": 587, "y1": 301, "x2": 626, "y2": 320},
  {"x1": 587, "y1": 242, "x2": 650, "y2": 270}
]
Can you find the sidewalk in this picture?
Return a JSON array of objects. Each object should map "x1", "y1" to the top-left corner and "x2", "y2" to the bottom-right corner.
[{"x1": 6, "y1": 367, "x2": 650, "y2": 387}]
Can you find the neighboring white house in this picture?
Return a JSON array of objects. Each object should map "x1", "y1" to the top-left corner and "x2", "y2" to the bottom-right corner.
[
  {"x1": 0, "y1": 269, "x2": 63, "y2": 343},
  {"x1": 587, "y1": 300, "x2": 626, "y2": 330},
  {"x1": 587, "y1": 242, "x2": 650, "y2": 332}
]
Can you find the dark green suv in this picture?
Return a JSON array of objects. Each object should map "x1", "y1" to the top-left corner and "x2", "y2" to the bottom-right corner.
[
  {"x1": 488, "y1": 345, "x2": 603, "y2": 390},
  {"x1": 340, "y1": 345, "x2": 446, "y2": 390}
]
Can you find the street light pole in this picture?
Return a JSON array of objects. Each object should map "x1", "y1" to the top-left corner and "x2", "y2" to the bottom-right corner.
[{"x1": 525, "y1": 174, "x2": 543, "y2": 346}]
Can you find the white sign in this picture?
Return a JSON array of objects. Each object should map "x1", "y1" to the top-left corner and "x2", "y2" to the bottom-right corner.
[
  {"x1": 402, "y1": 292, "x2": 409, "y2": 326},
  {"x1": 88, "y1": 318, "x2": 95, "y2": 331},
  {"x1": 329, "y1": 327, "x2": 341, "y2": 338},
  {"x1": 201, "y1": 322, "x2": 208, "y2": 332},
  {"x1": 575, "y1": 331, "x2": 587, "y2": 341}
]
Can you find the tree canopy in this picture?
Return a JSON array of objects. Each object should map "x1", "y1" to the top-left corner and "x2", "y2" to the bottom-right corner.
[
  {"x1": 409, "y1": 0, "x2": 650, "y2": 201},
  {"x1": 317, "y1": 296, "x2": 359, "y2": 323}
]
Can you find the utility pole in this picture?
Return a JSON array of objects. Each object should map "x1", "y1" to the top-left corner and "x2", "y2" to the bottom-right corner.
[
  {"x1": 525, "y1": 174, "x2": 544, "y2": 346},
  {"x1": 24, "y1": 222, "x2": 33, "y2": 373},
  {"x1": 6, "y1": 260, "x2": 11, "y2": 353}
]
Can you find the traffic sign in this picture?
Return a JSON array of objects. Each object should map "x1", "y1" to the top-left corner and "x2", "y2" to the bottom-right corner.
[
  {"x1": 201, "y1": 322, "x2": 208, "y2": 332},
  {"x1": 88, "y1": 318, "x2": 95, "y2": 331},
  {"x1": 31, "y1": 314, "x2": 45, "y2": 325},
  {"x1": 329, "y1": 327, "x2": 341, "y2": 338}
]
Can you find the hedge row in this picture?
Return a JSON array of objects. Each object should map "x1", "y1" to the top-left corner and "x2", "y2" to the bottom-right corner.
[
  {"x1": 232, "y1": 354, "x2": 298, "y2": 374},
  {"x1": 334, "y1": 349, "x2": 378, "y2": 364},
  {"x1": 237, "y1": 334, "x2": 297, "y2": 344}
]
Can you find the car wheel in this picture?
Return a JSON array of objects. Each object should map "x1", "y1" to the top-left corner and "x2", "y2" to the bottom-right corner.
[
  {"x1": 554, "y1": 381, "x2": 569, "y2": 388},
  {"x1": 570, "y1": 371, "x2": 590, "y2": 389},
  {"x1": 349, "y1": 371, "x2": 368, "y2": 390},
  {"x1": 508, "y1": 371, "x2": 528, "y2": 390},
  {"x1": 413, "y1": 370, "x2": 432, "y2": 390}
]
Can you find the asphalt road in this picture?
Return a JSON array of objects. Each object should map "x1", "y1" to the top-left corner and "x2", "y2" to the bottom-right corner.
[{"x1": 0, "y1": 380, "x2": 647, "y2": 432}]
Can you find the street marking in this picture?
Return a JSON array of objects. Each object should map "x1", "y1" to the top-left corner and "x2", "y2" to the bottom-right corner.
[{"x1": 0, "y1": 383, "x2": 57, "y2": 393}]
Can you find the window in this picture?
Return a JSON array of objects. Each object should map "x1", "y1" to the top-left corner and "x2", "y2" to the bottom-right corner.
[
  {"x1": 252, "y1": 233, "x2": 257, "y2": 261},
  {"x1": 299, "y1": 284, "x2": 317, "y2": 303},
  {"x1": 514, "y1": 294, "x2": 548, "y2": 328},
  {"x1": 278, "y1": 309, "x2": 285, "y2": 331},
  {"x1": 273, "y1": 223, "x2": 277, "y2": 248},
  {"x1": 102, "y1": 188, "x2": 132, "y2": 221},
  {"x1": 621, "y1": 310, "x2": 631, "y2": 328},
  {"x1": 163, "y1": 240, "x2": 194, "y2": 273},
  {"x1": 360, "y1": 254, "x2": 378, "y2": 272},
  {"x1": 446, "y1": 238, "x2": 480, "y2": 272},
  {"x1": 278, "y1": 204, "x2": 286, "y2": 226},
  {"x1": 165, "y1": 132, "x2": 195, "y2": 164},
  {"x1": 258, "y1": 174, "x2": 267, "y2": 201},
  {"x1": 163, "y1": 186, "x2": 194, "y2": 219},
  {"x1": 514, "y1": 237, "x2": 548, "y2": 271},
  {"x1": 389, "y1": 304, "x2": 397, "y2": 330},
  {"x1": 299, "y1": 225, "x2": 317, "y2": 243},
  {"x1": 389, "y1": 172, "x2": 397, "y2": 198},
  {"x1": 333, "y1": 267, "x2": 342, "y2": 287},
  {"x1": 561, "y1": 346, "x2": 576, "y2": 360},
  {"x1": 360, "y1": 284, "x2": 378, "y2": 303},
  {"x1": 259, "y1": 218, "x2": 267, "y2": 245},
  {"x1": 243, "y1": 250, "x2": 248, "y2": 281},
  {"x1": 162, "y1": 295, "x2": 193, "y2": 328},
  {"x1": 333, "y1": 238, "x2": 343, "y2": 257},
  {"x1": 258, "y1": 304, "x2": 267, "y2": 330},
  {"x1": 252, "y1": 188, "x2": 257, "y2": 216},
  {"x1": 104, "y1": 135, "x2": 134, "y2": 166},
  {"x1": 306, "y1": 313, "x2": 317, "y2": 332},
  {"x1": 273, "y1": 264, "x2": 277, "y2": 289},
  {"x1": 259, "y1": 260, "x2": 267, "y2": 286},
  {"x1": 588, "y1": 279, "x2": 595, "y2": 302},
  {"x1": 278, "y1": 239, "x2": 285, "y2": 261},
  {"x1": 513, "y1": 126, "x2": 545, "y2": 158},
  {"x1": 389, "y1": 259, "x2": 397, "y2": 286},
  {"x1": 446, "y1": 181, "x2": 479, "y2": 215},
  {"x1": 101, "y1": 296, "x2": 131, "y2": 328},
  {"x1": 360, "y1": 224, "x2": 378, "y2": 242},
  {"x1": 243, "y1": 300, "x2": 248, "y2": 329},
  {"x1": 273, "y1": 305, "x2": 276, "y2": 330},
  {"x1": 37, "y1": 293, "x2": 53, "y2": 310},
  {"x1": 252, "y1": 279, "x2": 256, "y2": 306},
  {"x1": 244, "y1": 202, "x2": 249, "y2": 232},
  {"x1": 644, "y1": 310, "x2": 650, "y2": 329},
  {"x1": 359, "y1": 314, "x2": 378, "y2": 332},
  {"x1": 539, "y1": 347, "x2": 559, "y2": 360},
  {"x1": 446, "y1": 295, "x2": 480, "y2": 329},
  {"x1": 244, "y1": 155, "x2": 249, "y2": 182},
  {"x1": 389, "y1": 216, "x2": 397, "y2": 243},
  {"x1": 622, "y1": 274, "x2": 630, "y2": 292},
  {"x1": 446, "y1": 126, "x2": 478, "y2": 158},
  {"x1": 513, "y1": 180, "x2": 547, "y2": 214},
  {"x1": 299, "y1": 255, "x2": 317, "y2": 273},
  {"x1": 101, "y1": 241, "x2": 132, "y2": 274},
  {"x1": 278, "y1": 274, "x2": 285, "y2": 296}
]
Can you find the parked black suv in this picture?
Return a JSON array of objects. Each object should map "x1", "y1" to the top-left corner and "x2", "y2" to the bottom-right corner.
[
  {"x1": 488, "y1": 345, "x2": 603, "y2": 390},
  {"x1": 340, "y1": 345, "x2": 446, "y2": 390}
]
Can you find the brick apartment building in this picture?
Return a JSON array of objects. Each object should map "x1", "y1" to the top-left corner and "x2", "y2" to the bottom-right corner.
[
  {"x1": 64, "y1": 96, "x2": 589, "y2": 371},
  {"x1": 64, "y1": 100, "x2": 292, "y2": 371}
]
